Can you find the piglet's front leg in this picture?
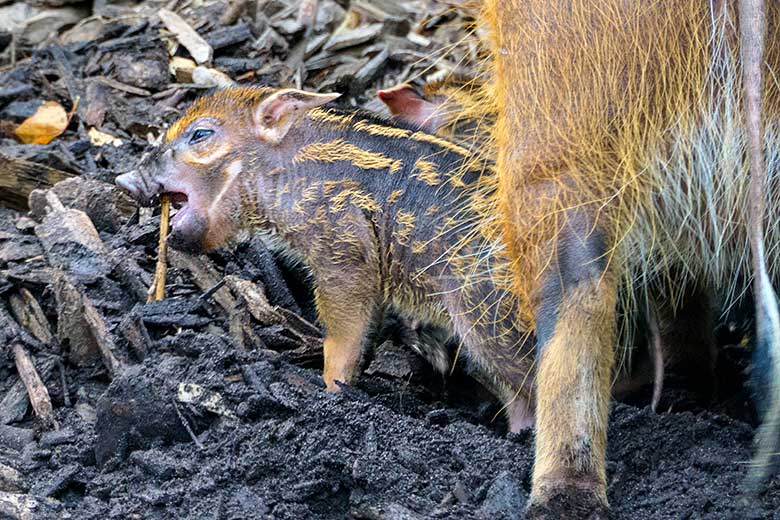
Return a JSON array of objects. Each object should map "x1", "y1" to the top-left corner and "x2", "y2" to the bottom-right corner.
[
  {"x1": 322, "y1": 332, "x2": 368, "y2": 392},
  {"x1": 313, "y1": 264, "x2": 379, "y2": 392}
]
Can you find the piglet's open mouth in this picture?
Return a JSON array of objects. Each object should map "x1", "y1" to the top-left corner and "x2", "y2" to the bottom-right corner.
[{"x1": 166, "y1": 192, "x2": 190, "y2": 230}]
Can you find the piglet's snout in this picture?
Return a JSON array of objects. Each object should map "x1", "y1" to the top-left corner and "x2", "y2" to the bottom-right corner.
[
  {"x1": 115, "y1": 171, "x2": 162, "y2": 206},
  {"x1": 115, "y1": 171, "x2": 140, "y2": 197}
]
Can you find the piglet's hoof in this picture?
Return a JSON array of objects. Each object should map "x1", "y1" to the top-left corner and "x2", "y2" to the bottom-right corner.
[
  {"x1": 526, "y1": 486, "x2": 610, "y2": 520},
  {"x1": 324, "y1": 378, "x2": 348, "y2": 393}
]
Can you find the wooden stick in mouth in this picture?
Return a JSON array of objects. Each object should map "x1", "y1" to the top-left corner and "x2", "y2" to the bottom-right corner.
[{"x1": 147, "y1": 194, "x2": 171, "y2": 303}]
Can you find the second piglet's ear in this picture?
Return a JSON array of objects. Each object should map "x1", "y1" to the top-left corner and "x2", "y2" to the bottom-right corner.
[
  {"x1": 377, "y1": 84, "x2": 441, "y2": 132},
  {"x1": 254, "y1": 89, "x2": 341, "y2": 144}
]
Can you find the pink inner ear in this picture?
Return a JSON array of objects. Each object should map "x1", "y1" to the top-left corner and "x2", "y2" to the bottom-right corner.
[
  {"x1": 378, "y1": 85, "x2": 422, "y2": 116},
  {"x1": 255, "y1": 90, "x2": 340, "y2": 142},
  {"x1": 258, "y1": 92, "x2": 307, "y2": 128},
  {"x1": 263, "y1": 98, "x2": 289, "y2": 125},
  {"x1": 379, "y1": 88, "x2": 441, "y2": 131}
]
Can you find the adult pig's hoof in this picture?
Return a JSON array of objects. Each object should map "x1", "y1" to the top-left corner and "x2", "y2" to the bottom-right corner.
[{"x1": 526, "y1": 484, "x2": 609, "y2": 520}]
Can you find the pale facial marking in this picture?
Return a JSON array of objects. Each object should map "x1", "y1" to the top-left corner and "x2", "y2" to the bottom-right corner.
[
  {"x1": 208, "y1": 159, "x2": 243, "y2": 217},
  {"x1": 226, "y1": 159, "x2": 243, "y2": 177},
  {"x1": 186, "y1": 141, "x2": 231, "y2": 165}
]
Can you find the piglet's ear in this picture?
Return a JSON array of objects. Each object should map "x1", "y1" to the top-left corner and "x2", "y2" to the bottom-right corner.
[
  {"x1": 377, "y1": 84, "x2": 440, "y2": 132},
  {"x1": 254, "y1": 89, "x2": 341, "y2": 144}
]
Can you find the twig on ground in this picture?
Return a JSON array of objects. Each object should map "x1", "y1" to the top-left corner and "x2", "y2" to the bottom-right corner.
[{"x1": 172, "y1": 398, "x2": 204, "y2": 449}]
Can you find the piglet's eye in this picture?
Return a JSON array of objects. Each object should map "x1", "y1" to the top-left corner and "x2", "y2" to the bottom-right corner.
[{"x1": 189, "y1": 128, "x2": 214, "y2": 145}]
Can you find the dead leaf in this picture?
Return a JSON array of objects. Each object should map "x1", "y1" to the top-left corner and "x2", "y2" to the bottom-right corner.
[
  {"x1": 14, "y1": 101, "x2": 68, "y2": 145},
  {"x1": 177, "y1": 383, "x2": 237, "y2": 419},
  {"x1": 88, "y1": 127, "x2": 123, "y2": 147}
]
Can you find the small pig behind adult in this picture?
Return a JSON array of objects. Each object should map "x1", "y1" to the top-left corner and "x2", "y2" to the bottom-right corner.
[
  {"x1": 377, "y1": 77, "x2": 494, "y2": 148},
  {"x1": 116, "y1": 86, "x2": 534, "y2": 431},
  {"x1": 376, "y1": 81, "x2": 683, "y2": 410}
]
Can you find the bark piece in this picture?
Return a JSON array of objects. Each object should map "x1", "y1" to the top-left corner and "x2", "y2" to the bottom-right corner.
[
  {"x1": 0, "y1": 491, "x2": 38, "y2": 520},
  {"x1": 0, "y1": 426, "x2": 34, "y2": 451},
  {"x1": 28, "y1": 177, "x2": 135, "y2": 234},
  {"x1": 0, "y1": 464, "x2": 26, "y2": 493},
  {"x1": 191, "y1": 66, "x2": 236, "y2": 88},
  {"x1": 81, "y1": 295, "x2": 124, "y2": 377},
  {"x1": 0, "y1": 306, "x2": 52, "y2": 426},
  {"x1": 0, "y1": 380, "x2": 29, "y2": 426},
  {"x1": 205, "y1": 22, "x2": 252, "y2": 50},
  {"x1": 34, "y1": 191, "x2": 110, "y2": 283},
  {"x1": 92, "y1": 75, "x2": 151, "y2": 97},
  {"x1": 228, "y1": 304, "x2": 264, "y2": 351},
  {"x1": 111, "y1": 254, "x2": 152, "y2": 303},
  {"x1": 52, "y1": 269, "x2": 125, "y2": 375},
  {"x1": 52, "y1": 269, "x2": 99, "y2": 366},
  {"x1": 0, "y1": 154, "x2": 74, "y2": 211},
  {"x1": 224, "y1": 275, "x2": 280, "y2": 325},
  {"x1": 169, "y1": 250, "x2": 235, "y2": 313},
  {"x1": 219, "y1": 0, "x2": 251, "y2": 25},
  {"x1": 233, "y1": 236, "x2": 300, "y2": 314},
  {"x1": 0, "y1": 236, "x2": 42, "y2": 264},
  {"x1": 117, "y1": 308, "x2": 152, "y2": 360},
  {"x1": 224, "y1": 275, "x2": 321, "y2": 350},
  {"x1": 11, "y1": 343, "x2": 54, "y2": 427},
  {"x1": 158, "y1": 9, "x2": 213, "y2": 64},
  {"x1": 114, "y1": 48, "x2": 169, "y2": 91},
  {"x1": 82, "y1": 80, "x2": 108, "y2": 127},
  {"x1": 169, "y1": 56, "x2": 196, "y2": 83},
  {"x1": 8, "y1": 288, "x2": 53, "y2": 344},
  {"x1": 323, "y1": 23, "x2": 383, "y2": 51}
]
